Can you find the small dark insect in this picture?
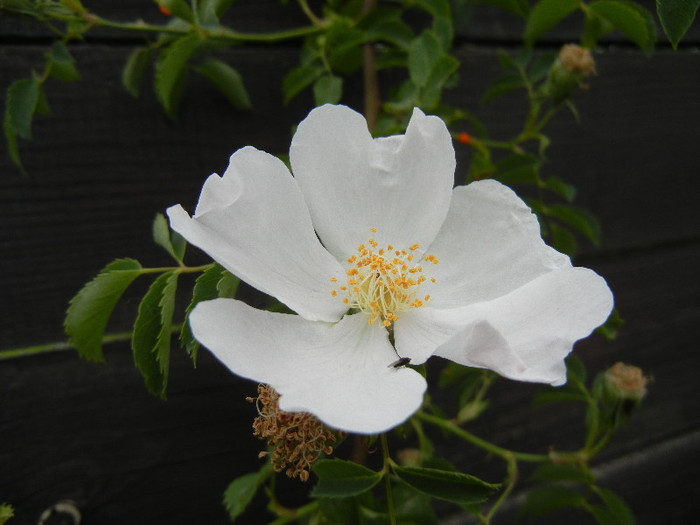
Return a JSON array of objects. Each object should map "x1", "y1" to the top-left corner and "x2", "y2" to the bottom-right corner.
[{"x1": 388, "y1": 357, "x2": 411, "y2": 368}]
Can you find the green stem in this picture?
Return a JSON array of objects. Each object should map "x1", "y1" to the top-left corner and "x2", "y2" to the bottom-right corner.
[
  {"x1": 0, "y1": 330, "x2": 129, "y2": 360},
  {"x1": 415, "y1": 411, "x2": 548, "y2": 463},
  {"x1": 297, "y1": 0, "x2": 325, "y2": 27},
  {"x1": 139, "y1": 263, "x2": 214, "y2": 275},
  {"x1": 381, "y1": 434, "x2": 397, "y2": 525},
  {"x1": 482, "y1": 453, "x2": 518, "y2": 524}
]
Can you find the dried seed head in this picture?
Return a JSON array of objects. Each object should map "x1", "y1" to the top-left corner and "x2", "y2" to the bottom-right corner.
[{"x1": 248, "y1": 384, "x2": 342, "y2": 481}]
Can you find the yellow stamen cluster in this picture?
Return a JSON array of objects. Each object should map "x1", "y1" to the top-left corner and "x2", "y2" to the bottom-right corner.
[
  {"x1": 247, "y1": 384, "x2": 342, "y2": 482},
  {"x1": 330, "y1": 229, "x2": 439, "y2": 326}
]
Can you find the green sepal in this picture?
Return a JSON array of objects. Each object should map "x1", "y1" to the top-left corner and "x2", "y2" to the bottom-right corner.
[
  {"x1": 152, "y1": 213, "x2": 186, "y2": 264},
  {"x1": 657, "y1": 0, "x2": 700, "y2": 49},
  {"x1": 393, "y1": 465, "x2": 499, "y2": 505},
  {"x1": 222, "y1": 462, "x2": 273, "y2": 521},
  {"x1": 65, "y1": 258, "x2": 143, "y2": 362},
  {"x1": 122, "y1": 48, "x2": 152, "y2": 98},
  {"x1": 45, "y1": 42, "x2": 80, "y2": 82},
  {"x1": 311, "y1": 459, "x2": 383, "y2": 498},
  {"x1": 131, "y1": 271, "x2": 178, "y2": 398},
  {"x1": 524, "y1": 0, "x2": 581, "y2": 46},
  {"x1": 195, "y1": 58, "x2": 252, "y2": 110}
]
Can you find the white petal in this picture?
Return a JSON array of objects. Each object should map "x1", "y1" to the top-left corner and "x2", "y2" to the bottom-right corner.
[
  {"x1": 396, "y1": 267, "x2": 613, "y2": 385},
  {"x1": 167, "y1": 146, "x2": 346, "y2": 322},
  {"x1": 189, "y1": 298, "x2": 427, "y2": 434},
  {"x1": 290, "y1": 105, "x2": 454, "y2": 259},
  {"x1": 426, "y1": 180, "x2": 571, "y2": 309}
]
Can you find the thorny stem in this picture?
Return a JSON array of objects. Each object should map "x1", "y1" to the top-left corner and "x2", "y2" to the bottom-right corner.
[{"x1": 381, "y1": 434, "x2": 397, "y2": 525}]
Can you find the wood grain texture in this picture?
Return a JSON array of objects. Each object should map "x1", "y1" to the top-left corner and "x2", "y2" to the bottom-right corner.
[{"x1": 1, "y1": 3, "x2": 700, "y2": 523}]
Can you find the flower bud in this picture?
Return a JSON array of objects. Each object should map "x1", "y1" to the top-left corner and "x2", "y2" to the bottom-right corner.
[
  {"x1": 540, "y1": 44, "x2": 597, "y2": 104},
  {"x1": 604, "y1": 362, "x2": 648, "y2": 403}
]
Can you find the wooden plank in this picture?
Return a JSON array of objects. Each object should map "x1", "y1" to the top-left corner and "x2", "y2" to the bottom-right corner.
[
  {"x1": 3, "y1": 0, "x2": 697, "y2": 43},
  {"x1": 3, "y1": 44, "x2": 698, "y2": 350},
  {"x1": 2, "y1": 242, "x2": 698, "y2": 523}
]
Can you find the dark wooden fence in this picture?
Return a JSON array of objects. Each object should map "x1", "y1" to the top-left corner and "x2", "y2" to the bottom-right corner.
[{"x1": 2, "y1": 1, "x2": 699, "y2": 523}]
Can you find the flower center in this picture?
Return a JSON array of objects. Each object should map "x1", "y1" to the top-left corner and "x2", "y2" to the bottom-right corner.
[{"x1": 330, "y1": 228, "x2": 439, "y2": 327}]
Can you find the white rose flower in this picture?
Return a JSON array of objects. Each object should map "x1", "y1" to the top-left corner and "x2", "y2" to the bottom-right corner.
[{"x1": 167, "y1": 104, "x2": 613, "y2": 434}]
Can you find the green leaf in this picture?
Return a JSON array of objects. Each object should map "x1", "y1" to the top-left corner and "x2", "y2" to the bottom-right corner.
[
  {"x1": 65, "y1": 258, "x2": 142, "y2": 362},
  {"x1": 393, "y1": 466, "x2": 499, "y2": 505},
  {"x1": 198, "y1": 0, "x2": 236, "y2": 25},
  {"x1": 408, "y1": 0, "x2": 451, "y2": 18},
  {"x1": 544, "y1": 176, "x2": 577, "y2": 202},
  {"x1": 326, "y1": 20, "x2": 366, "y2": 74},
  {"x1": 311, "y1": 459, "x2": 383, "y2": 498},
  {"x1": 313, "y1": 74, "x2": 343, "y2": 105},
  {"x1": 45, "y1": 42, "x2": 80, "y2": 82},
  {"x1": 592, "y1": 488, "x2": 636, "y2": 525},
  {"x1": 359, "y1": 7, "x2": 414, "y2": 50},
  {"x1": 479, "y1": 0, "x2": 530, "y2": 18},
  {"x1": 524, "y1": 0, "x2": 581, "y2": 46},
  {"x1": 520, "y1": 484, "x2": 586, "y2": 517},
  {"x1": 432, "y1": 15, "x2": 454, "y2": 50},
  {"x1": 131, "y1": 271, "x2": 178, "y2": 398},
  {"x1": 195, "y1": 58, "x2": 252, "y2": 110},
  {"x1": 657, "y1": 0, "x2": 700, "y2": 48},
  {"x1": 157, "y1": 0, "x2": 195, "y2": 22},
  {"x1": 530, "y1": 463, "x2": 594, "y2": 484},
  {"x1": 481, "y1": 73, "x2": 526, "y2": 104},
  {"x1": 0, "y1": 503, "x2": 14, "y2": 525},
  {"x1": 418, "y1": 53, "x2": 460, "y2": 109},
  {"x1": 180, "y1": 264, "x2": 231, "y2": 360},
  {"x1": 122, "y1": 48, "x2": 151, "y2": 98},
  {"x1": 550, "y1": 222, "x2": 578, "y2": 258},
  {"x1": 582, "y1": 9, "x2": 615, "y2": 47},
  {"x1": 589, "y1": 1, "x2": 657, "y2": 54},
  {"x1": 154, "y1": 34, "x2": 202, "y2": 119},
  {"x1": 408, "y1": 30, "x2": 442, "y2": 87},
  {"x1": 222, "y1": 462, "x2": 273, "y2": 520},
  {"x1": 596, "y1": 308, "x2": 624, "y2": 340},
  {"x1": 493, "y1": 153, "x2": 540, "y2": 185},
  {"x1": 547, "y1": 204, "x2": 601, "y2": 245},
  {"x1": 282, "y1": 64, "x2": 324, "y2": 104},
  {"x1": 5, "y1": 77, "x2": 39, "y2": 140},
  {"x1": 566, "y1": 354, "x2": 586, "y2": 385},
  {"x1": 153, "y1": 213, "x2": 185, "y2": 263}
]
